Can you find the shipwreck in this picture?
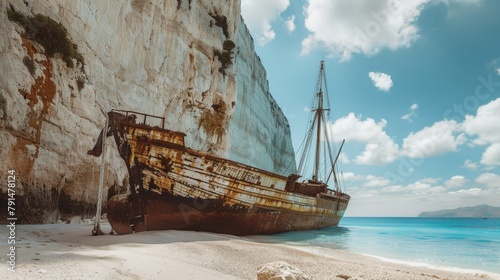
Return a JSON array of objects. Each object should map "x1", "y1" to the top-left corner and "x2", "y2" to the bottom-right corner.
[{"x1": 88, "y1": 61, "x2": 350, "y2": 235}]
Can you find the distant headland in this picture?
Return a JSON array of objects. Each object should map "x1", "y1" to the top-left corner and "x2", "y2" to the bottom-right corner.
[{"x1": 418, "y1": 204, "x2": 500, "y2": 218}]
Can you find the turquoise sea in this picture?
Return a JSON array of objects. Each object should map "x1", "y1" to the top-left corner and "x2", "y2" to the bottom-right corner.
[{"x1": 250, "y1": 217, "x2": 500, "y2": 274}]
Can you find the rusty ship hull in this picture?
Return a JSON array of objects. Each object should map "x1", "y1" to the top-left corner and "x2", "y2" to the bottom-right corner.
[
  {"x1": 91, "y1": 110, "x2": 350, "y2": 235},
  {"x1": 107, "y1": 192, "x2": 345, "y2": 235}
]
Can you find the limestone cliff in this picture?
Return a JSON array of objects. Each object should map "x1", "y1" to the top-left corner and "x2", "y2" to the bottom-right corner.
[
  {"x1": 0, "y1": 0, "x2": 296, "y2": 223},
  {"x1": 230, "y1": 16, "x2": 296, "y2": 175}
]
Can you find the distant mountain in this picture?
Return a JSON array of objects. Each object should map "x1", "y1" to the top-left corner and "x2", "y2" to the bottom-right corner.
[{"x1": 418, "y1": 204, "x2": 500, "y2": 218}]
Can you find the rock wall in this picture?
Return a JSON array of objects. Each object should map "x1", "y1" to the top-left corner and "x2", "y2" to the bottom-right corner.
[
  {"x1": 0, "y1": 0, "x2": 296, "y2": 223},
  {"x1": 230, "y1": 17, "x2": 296, "y2": 175}
]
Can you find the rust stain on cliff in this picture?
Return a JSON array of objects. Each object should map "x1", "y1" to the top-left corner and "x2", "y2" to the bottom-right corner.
[
  {"x1": 199, "y1": 99, "x2": 228, "y2": 143},
  {"x1": 11, "y1": 35, "x2": 57, "y2": 174},
  {"x1": 21, "y1": 35, "x2": 36, "y2": 58}
]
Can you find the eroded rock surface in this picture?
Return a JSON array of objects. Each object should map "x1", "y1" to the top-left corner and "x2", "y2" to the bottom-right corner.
[{"x1": 0, "y1": 0, "x2": 295, "y2": 222}]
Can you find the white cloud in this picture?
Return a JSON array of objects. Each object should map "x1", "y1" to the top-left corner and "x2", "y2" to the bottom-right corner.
[
  {"x1": 401, "y1": 115, "x2": 412, "y2": 122},
  {"x1": 342, "y1": 172, "x2": 364, "y2": 181},
  {"x1": 488, "y1": 58, "x2": 500, "y2": 75},
  {"x1": 341, "y1": 172, "x2": 392, "y2": 188},
  {"x1": 401, "y1": 120, "x2": 466, "y2": 158},
  {"x1": 340, "y1": 152, "x2": 351, "y2": 164},
  {"x1": 363, "y1": 175, "x2": 390, "y2": 187},
  {"x1": 481, "y1": 143, "x2": 500, "y2": 166},
  {"x1": 346, "y1": 174, "x2": 499, "y2": 217},
  {"x1": 398, "y1": 98, "x2": 500, "y2": 166},
  {"x1": 241, "y1": 0, "x2": 290, "y2": 45},
  {"x1": 328, "y1": 98, "x2": 499, "y2": 171},
  {"x1": 462, "y1": 98, "x2": 500, "y2": 145},
  {"x1": 444, "y1": 175, "x2": 467, "y2": 188},
  {"x1": 419, "y1": 177, "x2": 441, "y2": 184},
  {"x1": 462, "y1": 159, "x2": 479, "y2": 170},
  {"x1": 395, "y1": 98, "x2": 500, "y2": 166},
  {"x1": 381, "y1": 185, "x2": 404, "y2": 193},
  {"x1": 401, "y1": 103, "x2": 419, "y2": 122},
  {"x1": 408, "y1": 182, "x2": 443, "y2": 193},
  {"x1": 368, "y1": 72, "x2": 393, "y2": 91},
  {"x1": 284, "y1": 15, "x2": 296, "y2": 33},
  {"x1": 475, "y1": 173, "x2": 500, "y2": 189},
  {"x1": 448, "y1": 188, "x2": 482, "y2": 196},
  {"x1": 381, "y1": 181, "x2": 445, "y2": 195},
  {"x1": 462, "y1": 98, "x2": 500, "y2": 167},
  {"x1": 331, "y1": 113, "x2": 399, "y2": 165},
  {"x1": 301, "y1": 0, "x2": 430, "y2": 60},
  {"x1": 462, "y1": 98, "x2": 500, "y2": 166}
]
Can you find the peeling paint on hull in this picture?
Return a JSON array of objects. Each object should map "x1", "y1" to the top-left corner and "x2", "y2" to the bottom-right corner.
[{"x1": 92, "y1": 110, "x2": 350, "y2": 235}]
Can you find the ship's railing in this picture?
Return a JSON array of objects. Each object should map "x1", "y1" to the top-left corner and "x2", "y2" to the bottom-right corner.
[
  {"x1": 323, "y1": 189, "x2": 351, "y2": 200},
  {"x1": 111, "y1": 109, "x2": 165, "y2": 129}
]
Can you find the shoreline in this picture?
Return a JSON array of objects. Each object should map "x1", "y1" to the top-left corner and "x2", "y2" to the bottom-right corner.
[
  {"x1": 248, "y1": 237, "x2": 500, "y2": 276},
  {"x1": 292, "y1": 245, "x2": 499, "y2": 277},
  {"x1": 1, "y1": 223, "x2": 499, "y2": 279}
]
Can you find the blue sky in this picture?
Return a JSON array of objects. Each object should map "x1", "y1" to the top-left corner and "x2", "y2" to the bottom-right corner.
[{"x1": 241, "y1": 0, "x2": 500, "y2": 216}]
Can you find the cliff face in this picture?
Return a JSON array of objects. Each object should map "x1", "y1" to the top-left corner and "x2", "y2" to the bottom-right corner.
[
  {"x1": 230, "y1": 16, "x2": 296, "y2": 175},
  {"x1": 0, "y1": 0, "x2": 296, "y2": 223}
]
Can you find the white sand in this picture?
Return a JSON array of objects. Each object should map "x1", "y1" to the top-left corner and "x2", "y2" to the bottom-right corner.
[{"x1": 1, "y1": 223, "x2": 499, "y2": 280}]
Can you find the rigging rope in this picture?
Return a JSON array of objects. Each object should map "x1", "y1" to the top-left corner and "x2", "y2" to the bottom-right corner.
[{"x1": 297, "y1": 113, "x2": 317, "y2": 174}]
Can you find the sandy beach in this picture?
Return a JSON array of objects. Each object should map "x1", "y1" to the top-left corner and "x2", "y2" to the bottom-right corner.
[{"x1": 1, "y1": 222, "x2": 499, "y2": 280}]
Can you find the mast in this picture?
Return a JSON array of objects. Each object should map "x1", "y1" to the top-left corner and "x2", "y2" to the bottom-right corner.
[
  {"x1": 313, "y1": 61, "x2": 325, "y2": 181},
  {"x1": 298, "y1": 60, "x2": 340, "y2": 185}
]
